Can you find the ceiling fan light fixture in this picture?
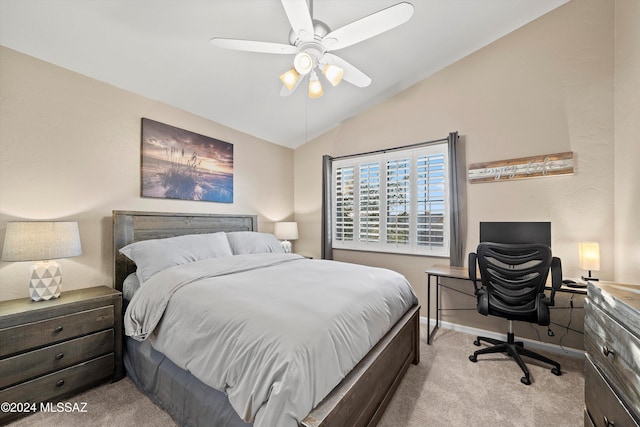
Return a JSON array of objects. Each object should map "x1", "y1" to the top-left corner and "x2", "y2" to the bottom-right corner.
[
  {"x1": 308, "y1": 73, "x2": 323, "y2": 98},
  {"x1": 293, "y1": 52, "x2": 313, "y2": 75},
  {"x1": 323, "y1": 64, "x2": 344, "y2": 86},
  {"x1": 280, "y1": 68, "x2": 299, "y2": 90}
]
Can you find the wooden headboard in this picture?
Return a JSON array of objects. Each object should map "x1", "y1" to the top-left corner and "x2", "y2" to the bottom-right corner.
[{"x1": 112, "y1": 210, "x2": 258, "y2": 291}]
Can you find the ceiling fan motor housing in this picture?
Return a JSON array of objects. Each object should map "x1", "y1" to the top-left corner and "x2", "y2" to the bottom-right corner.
[{"x1": 288, "y1": 19, "x2": 331, "y2": 45}]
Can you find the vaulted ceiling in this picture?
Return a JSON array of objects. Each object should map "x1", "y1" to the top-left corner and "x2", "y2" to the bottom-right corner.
[{"x1": 0, "y1": 0, "x2": 567, "y2": 148}]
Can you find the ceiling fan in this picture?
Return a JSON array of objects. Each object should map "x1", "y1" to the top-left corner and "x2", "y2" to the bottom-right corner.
[{"x1": 210, "y1": 0, "x2": 414, "y2": 98}]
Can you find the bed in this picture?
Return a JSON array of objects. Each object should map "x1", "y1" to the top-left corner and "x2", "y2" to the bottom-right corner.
[{"x1": 113, "y1": 210, "x2": 420, "y2": 427}]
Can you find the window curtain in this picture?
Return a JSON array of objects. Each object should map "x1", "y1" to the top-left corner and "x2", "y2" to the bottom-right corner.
[
  {"x1": 321, "y1": 155, "x2": 333, "y2": 260},
  {"x1": 448, "y1": 132, "x2": 466, "y2": 267}
]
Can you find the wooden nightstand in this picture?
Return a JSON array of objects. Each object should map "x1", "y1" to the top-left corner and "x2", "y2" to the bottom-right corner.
[{"x1": 0, "y1": 286, "x2": 123, "y2": 424}]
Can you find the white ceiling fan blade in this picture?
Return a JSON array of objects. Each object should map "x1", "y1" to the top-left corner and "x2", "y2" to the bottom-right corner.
[
  {"x1": 322, "y1": 54, "x2": 371, "y2": 88},
  {"x1": 322, "y1": 2, "x2": 414, "y2": 51},
  {"x1": 280, "y1": 75, "x2": 304, "y2": 97},
  {"x1": 211, "y1": 38, "x2": 297, "y2": 54},
  {"x1": 281, "y1": 0, "x2": 314, "y2": 42}
]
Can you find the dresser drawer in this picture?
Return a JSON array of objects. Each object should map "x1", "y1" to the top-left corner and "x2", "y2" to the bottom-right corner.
[
  {"x1": 0, "y1": 306, "x2": 114, "y2": 357},
  {"x1": 0, "y1": 353, "x2": 114, "y2": 404},
  {"x1": 585, "y1": 299, "x2": 640, "y2": 416},
  {"x1": 584, "y1": 355, "x2": 639, "y2": 427},
  {"x1": 0, "y1": 354, "x2": 114, "y2": 424},
  {"x1": 584, "y1": 409, "x2": 596, "y2": 427},
  {"x1": 0, "y1": 330, "x2": 114, "y2": 388}
]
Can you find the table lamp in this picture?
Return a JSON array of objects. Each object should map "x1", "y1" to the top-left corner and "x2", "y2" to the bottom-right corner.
[
  {"x1": 2, "y1": 221, "x2": 82, "y2": 301},
  {"x1": 578, "y1": 241, "x2": 600, "y2": 281},
  {"x1": 273, "y1": 222, "x2": 298, "y2": 253}
]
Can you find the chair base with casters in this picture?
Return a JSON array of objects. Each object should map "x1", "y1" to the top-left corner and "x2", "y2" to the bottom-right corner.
[{"x1": 468, "y1": 320, "x2": 562, "y2": 385}]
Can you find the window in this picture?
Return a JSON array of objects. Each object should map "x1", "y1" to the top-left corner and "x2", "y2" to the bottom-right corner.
[{"x1": 332, "y1": 144, "x2": 449, "y2": 256}]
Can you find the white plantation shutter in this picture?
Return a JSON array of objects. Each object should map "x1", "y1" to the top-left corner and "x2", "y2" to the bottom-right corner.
[
  {"x1": 332, "y1": 144, "x2": 449, "y2": 256},
  {"x1": 416, "y1": 153, "x2": 446, "y2": 249},
  {"x1": 358, "y1": 162, "x2": 380, "y2": 243},
  {"x1": 334, "y1": 166, "x2": 355, "y2": 243},
  {"x1": 386, "y1": 157, "x2": 411, "y2": 246}
]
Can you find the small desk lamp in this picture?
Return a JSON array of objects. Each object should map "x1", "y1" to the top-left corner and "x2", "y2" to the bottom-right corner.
[
  {"x1": 2, "y1": 221, "x2": 82, "y2": 301},
  {"x1": 273, "y1": 222, "x2": 298, "y2": 254},
  {"x1": 578, "y1": 241, "x2": 600, "y2": 281}
]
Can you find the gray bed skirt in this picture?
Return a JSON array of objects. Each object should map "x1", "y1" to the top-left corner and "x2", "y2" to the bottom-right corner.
[{"x1": 124, "y1": 337, "x2": 251, "y2": 427}]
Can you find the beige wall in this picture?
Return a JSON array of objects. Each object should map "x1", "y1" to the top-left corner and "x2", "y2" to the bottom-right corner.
[
  {"x1": 0, "y1": 46, "x2": 294, "y2": 301},
  {"x1": 614, "y1": 0, "x2": 640, "y2": 283},
  {"x1": 294, "y1": 0, "x2": 620, "y2": 350},
  {"x1": 1, "y1": 0, "x2": 635, "y2": 351}
]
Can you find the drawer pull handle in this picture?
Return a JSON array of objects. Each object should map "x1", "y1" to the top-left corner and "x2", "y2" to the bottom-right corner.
[
  {"x1": 603, "y1": 416, "x2": 614, "y2": 426},
  {"x1": 53, "y1": 326, "x2": 64, "y2": 333},
  {"x1": 56, "y1": 379, "x2": 65, "y2": 387},
  {"x1": 602, "y1": 345, "x2": 615, "y2": 357},
  {"x1": 55, "y1": 352, "x2": 64, "y2": 360}
]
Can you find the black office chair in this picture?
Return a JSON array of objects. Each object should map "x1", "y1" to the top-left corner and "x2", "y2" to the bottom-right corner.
[{"x1": 468, "y1": 242, "x2": 562, "y2": 385}]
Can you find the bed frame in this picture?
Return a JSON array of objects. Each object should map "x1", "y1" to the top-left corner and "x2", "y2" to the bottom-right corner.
[{"x1": 113, "y1": 210, "x2": 420, "y2": 427}]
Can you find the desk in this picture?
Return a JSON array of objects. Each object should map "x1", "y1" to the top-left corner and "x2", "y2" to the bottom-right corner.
[{"x1": 425, "y1": 264, "x2": 587, "y2": 345}]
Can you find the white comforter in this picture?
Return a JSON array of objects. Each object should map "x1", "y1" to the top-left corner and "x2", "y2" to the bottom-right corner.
[{"x1": 124, "y1": 253, "x2": 417, "y2": 427}]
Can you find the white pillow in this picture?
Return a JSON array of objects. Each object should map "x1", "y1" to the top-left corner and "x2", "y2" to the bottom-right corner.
[
  {"x1": 122, "y1": 273, "x2": 140, "y2": 302},
  {"x1": 226, "y1": 231, "x2": 285, "y2": 255},
  {"x1": 119, "y1": 232, "x2": 233, "y2": 283}
]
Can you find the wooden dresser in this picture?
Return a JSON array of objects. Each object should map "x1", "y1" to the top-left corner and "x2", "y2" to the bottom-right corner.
[
  {"x1": 584, "y1": 281, "x2": 640, "y2": 427},
  {"x1": 0, "y1": 286, "x2": 123, "y2": 424}
]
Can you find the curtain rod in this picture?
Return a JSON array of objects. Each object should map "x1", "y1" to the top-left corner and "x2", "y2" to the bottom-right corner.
[{"x1": 329, "y1": 136, "x2": 449, "y2": 161}]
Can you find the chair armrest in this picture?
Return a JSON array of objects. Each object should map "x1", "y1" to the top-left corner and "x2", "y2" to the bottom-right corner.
[
  {"x1": 549, "y1": 256, "x2": 562, "y2": 306},
  {"x1": 468, "y1": 252, "x2": 479, "y2": 293}
]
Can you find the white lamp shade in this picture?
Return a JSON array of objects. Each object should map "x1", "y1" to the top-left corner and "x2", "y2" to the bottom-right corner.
[
  {"x1": 578, "y1": 242, "x2": 600, "y2": 271},
  {"x1": 273, "y1": 222, "x2": 299, "y2": 241},
  {"x1": 2, "y1": 221, "x2": 82, "y2": 262}
]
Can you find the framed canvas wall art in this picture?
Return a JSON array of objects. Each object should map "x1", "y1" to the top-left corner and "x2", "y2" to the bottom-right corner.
[{"x1": 141, "y1": 118, "x2": 233, "y2": 203}]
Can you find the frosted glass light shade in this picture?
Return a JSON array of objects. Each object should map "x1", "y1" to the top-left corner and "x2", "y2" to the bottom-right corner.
[
  {"x1": 323, "y1": 64, "x2": 344, "y2": 86},
  {"x1": 280, "y1": 68, "x2": 299, "y2": 90},
  {"x1": 293, "y1": 52, "x2": 313, "y2": 75},
  {"x1": 308, "y1": 76, "x2": 323, "y2": 98}
]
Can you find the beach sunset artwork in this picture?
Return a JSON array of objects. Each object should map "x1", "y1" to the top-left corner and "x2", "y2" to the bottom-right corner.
[{"x1": 141, "y1": 118, "x2": 233, "y2": 203}]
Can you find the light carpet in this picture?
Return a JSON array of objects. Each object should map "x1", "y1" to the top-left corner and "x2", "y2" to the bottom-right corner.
[{"x1": 9, "y1": 328, "x2": 584, "y2": 427}]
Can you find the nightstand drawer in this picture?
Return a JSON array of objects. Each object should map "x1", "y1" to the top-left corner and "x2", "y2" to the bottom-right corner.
[
  {"x1": 584, "y1": 355, "x2": 639, "y2": 427},
  {"x1": 584, "y1": 409, "x2": 596, "y2": 427},
  {"x1": 0, "y1": 306, "x2": 114, "y2": 357},
  {"x1": 0, "y1": 354, "x2": 114, "y2": 406},
  {"x1": 584, "y1": 299, "x2": 640, "y2": 413},
  {"x1": 0, "y1": 330, "x2": 114, "y2": 388}
]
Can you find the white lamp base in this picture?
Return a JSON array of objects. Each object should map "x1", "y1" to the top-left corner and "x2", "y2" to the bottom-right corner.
[
  {"x1": 280, "y1": 240, "x2": 292, "y2": 253},
  {"x1": 29, "y1": 260, "x2": 62, "y2": 301}
]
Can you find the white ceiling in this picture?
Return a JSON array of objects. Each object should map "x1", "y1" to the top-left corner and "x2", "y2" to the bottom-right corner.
[{"x1": 0, "y1": 0, "x2": 567, "y2": 149}]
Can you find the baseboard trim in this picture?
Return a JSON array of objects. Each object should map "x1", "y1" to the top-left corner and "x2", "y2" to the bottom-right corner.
[{"x1": 420, "y1": 316, "x2": 585, "y2": 359}]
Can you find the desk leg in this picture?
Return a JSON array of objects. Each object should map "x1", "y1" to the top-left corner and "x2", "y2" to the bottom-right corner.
[
  {"x1": 427, "y1": 274, "x2": 440, "y2": 345},
  {"x1": 427, "y1": 274, "x2": 432, "y2": 344},
  {"x1": 435, "y1": 275, "x2": 440, "y2": 334},
  {"x1": 431, "y1": 276, "x2": 440, "y2": 341}
]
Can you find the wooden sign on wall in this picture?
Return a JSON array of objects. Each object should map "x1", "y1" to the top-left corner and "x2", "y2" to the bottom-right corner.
[{"x1": 468, "y1": 151, "x2": 574, "y2": 183}]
